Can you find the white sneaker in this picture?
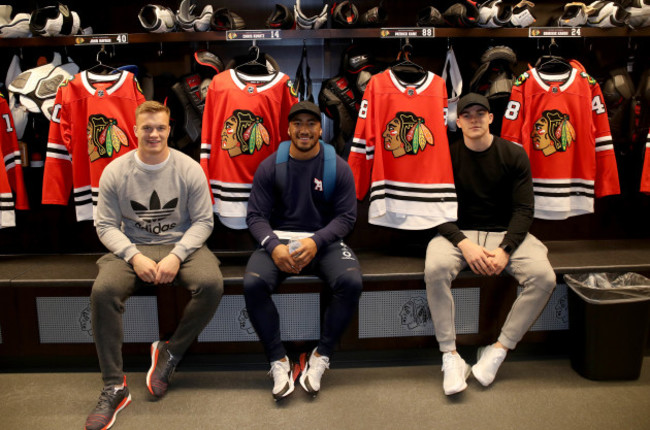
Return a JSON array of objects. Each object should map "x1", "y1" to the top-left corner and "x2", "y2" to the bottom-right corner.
[
  {"x1": 472, "y1": 344, "x2": 508, "y2": 387},
  {"x1": 269, "y1": 357, "x2": 294, "y2": 400},
  {"x1": 299, "y1": 347, "x2": 330, "y2": 396},
  {"x1": 441, "y1": 352, "x2": 471, "y2": 395}
]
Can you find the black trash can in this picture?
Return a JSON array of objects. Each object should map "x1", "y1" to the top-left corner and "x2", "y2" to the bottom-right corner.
[{"x1": 565, "y1": 273, "x2": 650, "y2": 380}]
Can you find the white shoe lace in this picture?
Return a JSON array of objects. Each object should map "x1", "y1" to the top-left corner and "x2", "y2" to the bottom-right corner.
[
  {"x1": 308, "y1": 354, "x2": 330, "y2": 379},
  {"x1": 269, "y1": 360, "x2": 290, "y2": 392}
]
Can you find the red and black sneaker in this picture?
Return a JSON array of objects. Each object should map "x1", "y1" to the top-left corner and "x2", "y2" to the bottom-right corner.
[
  {"x1": 146, "y1": 340, "x2": 180, "y2": 398},
  {"x1": 84, "y1": 376, "x2": 131, "y2": 430}
]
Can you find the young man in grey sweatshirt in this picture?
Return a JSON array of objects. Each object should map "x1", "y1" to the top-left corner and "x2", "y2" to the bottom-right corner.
[{"x1": 85, "y1": 101, "x2": 222, "y2": 430}]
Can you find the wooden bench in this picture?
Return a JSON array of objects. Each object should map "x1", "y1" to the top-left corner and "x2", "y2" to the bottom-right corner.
[{"x1": 1, "y1": 239, "x2": 649, "y2": 367}]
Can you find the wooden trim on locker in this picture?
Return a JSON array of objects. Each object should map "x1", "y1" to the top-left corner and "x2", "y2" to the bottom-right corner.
[{"x1": 1, "y1": 27, "x2": 650, "y2": 48}]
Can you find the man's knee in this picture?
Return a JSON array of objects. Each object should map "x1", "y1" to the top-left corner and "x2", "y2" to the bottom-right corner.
[
  {"x1": 424, "y1": 256, "x2": 456, "y2": 287},
  {"x1": 243, "y1": 271, "x2": 272, "y2": 297},
  {"x1": 332, "y1": 267, "x2": 363, "y2": 300}
]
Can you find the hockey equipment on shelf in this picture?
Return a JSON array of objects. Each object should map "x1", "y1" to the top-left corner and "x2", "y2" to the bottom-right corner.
[
  {"x1": 29, "y1": 2, "x2": 81, "y2": 36},
  {"x1": 443, "y1": 1, "x2": 480, "y2": 27},
  {"x1": 176, "y1": 0, "x2": 213, "y2": 32},
  {"x1": 295, "y1": 0, "x2": 328, "y2": 29},
  {"x1": 331, "y1": 1, "x2": 359, "y2": 28},
  {"x1": 8, "y1": 52, "x2": 79, "y2": 121},
  {"x1": 0, "y1": 5, "x2": 31, "y2": 38},
  {"x1": 509, "y1": 0, "x2": 536, "y2": 27},
  {"x1": 211, "y1": 8, "x2": 246, "y2": 30},
  {"x1": 359, "y1": 3, "x2": 388, "y2": 27},
  {"x1": 627, "y1": 0, "x2": 650, "y2": 28},
  {"x1": 266, "y1": 4, "x2": 296, "y2": 29},
  {"x1": 478, "y1": 0, "x2": 513, "y2": 28},
  {"x1": 416, "y1": 6, "x2": 445, "y2": 27},
  {"x1": 557, "y1": 2, "x2": 590, "y2": 27},
  {"x1": 138, "y1": 4, "x2": 176, "y2": 33},
  {"x1": 587, "y1": 1, "x2": 631, "y2": 27}
]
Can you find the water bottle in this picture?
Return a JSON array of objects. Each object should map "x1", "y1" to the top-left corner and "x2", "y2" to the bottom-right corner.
[{"x1": 288, "y1": 238, "x2": 301, "y2": 254}]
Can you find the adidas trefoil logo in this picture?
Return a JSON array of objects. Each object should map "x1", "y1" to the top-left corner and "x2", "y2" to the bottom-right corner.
[{"x1": 131, "y1": 191, "x2": 178, "y2": 234}]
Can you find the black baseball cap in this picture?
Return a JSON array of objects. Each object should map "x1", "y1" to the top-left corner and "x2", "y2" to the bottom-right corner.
[
  {"x1": 457, "y1": 93, "x2": 491, "y2": 115},
  {"x1": 288, "y1": 101, "x2": 322, "y2": 122}
]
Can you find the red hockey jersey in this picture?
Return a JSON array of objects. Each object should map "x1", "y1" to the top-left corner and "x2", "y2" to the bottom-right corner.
[
  {"x1": 1, "y1": 92, "x2": 29, "y2": 228},
  {"x1": 501, "y1": 67, "x2": 620, "y2": 220},
  {"x1": 642, "y1": 132, "x2": 650, "y2": 194},
  {"x1": 42, "y1": 71, "x2": 145, "y2": 222},
  {"x1": 200, "y1": 69, "x2": 298, "y2": 229},
  {"x1": 348, "y1": 69, "x2": 457, "y2": 230}
]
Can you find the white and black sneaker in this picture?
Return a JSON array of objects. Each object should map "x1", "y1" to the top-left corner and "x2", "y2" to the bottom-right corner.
[
  {"x1": 298, "y1": 347, "x2": 330, "y2": 397},
  {"x1": 269, "y1": 357, "x2": 295, "y2": 401}
]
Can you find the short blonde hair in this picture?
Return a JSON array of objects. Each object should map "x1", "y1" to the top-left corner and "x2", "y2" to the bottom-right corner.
[{"x1": 135, "y1": 100, "x2": 170, "y2": 120}]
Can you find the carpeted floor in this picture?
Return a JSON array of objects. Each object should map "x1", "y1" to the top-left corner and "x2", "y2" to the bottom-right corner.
[{"x1": 1, "y1": 353, "x2": 649, "y2": 430}]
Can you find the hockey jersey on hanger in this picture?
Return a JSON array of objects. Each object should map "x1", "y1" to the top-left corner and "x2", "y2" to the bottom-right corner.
[
  {"x1": 348, "y1": 69, "x2": 457, "y2": 230},
  {"x1": 0, "y1": 92, "x2": 29, "y2": 228},
  {"x1": 200, "y1": 68, "x2": 298, "y2": 229},
  {"x1": 642, "y1": 132, "x2": 650, "y2": 194},
  {"x1": 42, "y1": 70, "x2": 145, "y2": 222},
  {"x1": 501, "y1": 67, "x2": 620, "y2": 220}
]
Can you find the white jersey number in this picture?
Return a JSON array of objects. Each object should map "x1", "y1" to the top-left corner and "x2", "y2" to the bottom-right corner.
[
  {"x1": 51, "y1": 104, "x2": 62, "y2": 124},
  {"x1": 592, "y1": 95, "x2": 606, "y2": 115},
  {"x1": 358, "y1": 99, "x2": 369, "y2": 119},
  {"x1": 1, "y1": 114, "x2": 13, "y2": 133},
  {"x1": 504, "y1": 101, "x2": 521, "y2": 121}
]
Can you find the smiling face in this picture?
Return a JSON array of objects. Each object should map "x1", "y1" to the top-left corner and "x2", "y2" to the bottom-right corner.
[
  {"x1": 134, "y1": 110, "x2": 170, "y2": 164},
  {"x1": 288, "y1": 112, "x2": 322, "y2": 159}
]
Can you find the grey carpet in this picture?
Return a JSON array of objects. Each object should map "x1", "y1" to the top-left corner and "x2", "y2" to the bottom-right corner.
[{"x1": 1, "y1": 357, "x2": 649, "y2": 430}]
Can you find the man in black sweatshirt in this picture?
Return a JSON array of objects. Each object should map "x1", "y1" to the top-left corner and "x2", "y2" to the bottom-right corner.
[{"x1": 424, "y1": 93, "x2": 556, "y2": 395}]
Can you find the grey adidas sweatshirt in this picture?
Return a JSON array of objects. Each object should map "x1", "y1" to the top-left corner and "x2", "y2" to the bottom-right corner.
[{"x1": 95, "y1": 149, "x2": 214, "y2": 263}]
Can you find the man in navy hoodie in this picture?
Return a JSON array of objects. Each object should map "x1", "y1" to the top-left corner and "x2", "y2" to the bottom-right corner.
[{"x1": 244, "y1": 101, "x2": 362, "y2": 401}]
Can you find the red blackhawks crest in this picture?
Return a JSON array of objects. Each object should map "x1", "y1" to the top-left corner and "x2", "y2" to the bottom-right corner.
[
  {"x1": 87, "y1": 114, "x2": 129, "y2": 162},
  {"x1": 383, "y1": 111, "x2": 434, "y2": 158},
  {"x1": 221, "y1": 109, "x2": 270, "y2": 157}
]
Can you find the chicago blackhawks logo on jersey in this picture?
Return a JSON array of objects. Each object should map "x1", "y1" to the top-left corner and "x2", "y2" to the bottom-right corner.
[
  {"x1": 87, "y1": 114, "x2": 129, "y2": 162},
  {"x1": 531, "y1": 109, "x2": 576, "y2": 156},
  {"x1": 382, "y1": 112, "x2": 434, "y2": 158},
  {"x1": 221, "y1": 109, "x2": 270, "y2": 158}
]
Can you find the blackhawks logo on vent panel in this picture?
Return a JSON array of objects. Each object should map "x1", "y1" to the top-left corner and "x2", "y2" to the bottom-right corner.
[
  {"x1": 383, "y1": 111, "x2": 434, "y2": 158},
  {"x1": 531, "y1": 109, "x2": 576, "y2": 156},
  {"x1": 221, "y1": 109, "x2": 270, "y2": 158},
  {"x1": 87, "y1": 114, "x2": 129, "y2": 162}
]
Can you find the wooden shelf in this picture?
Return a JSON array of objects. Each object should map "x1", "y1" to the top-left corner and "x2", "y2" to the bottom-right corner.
[{"x1": 0, "y1": 26, "x2": 649, "y2": 48}]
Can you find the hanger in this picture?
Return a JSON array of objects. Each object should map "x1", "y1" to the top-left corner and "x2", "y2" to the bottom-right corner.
[
  {"x1": 390, "y1": 40, "x2": 427, "y2": 85},
  {"x1": 535, "y1": 38, "x2": 572, "y2": 74},
  {"x1": 234, "y1": 42, "x2": 276, "y2": 76},
  {"x1": 85, "y1": 45, "x2": 118, "y2": 75}
]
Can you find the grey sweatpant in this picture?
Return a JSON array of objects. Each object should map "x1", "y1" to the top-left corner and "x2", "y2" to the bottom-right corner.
[
  {"x1": 91, "y1": 244, "x2": 223, "y2": 386},
  {"x1": 424, "y1": 231, "x2": 556, "y2": 352}
]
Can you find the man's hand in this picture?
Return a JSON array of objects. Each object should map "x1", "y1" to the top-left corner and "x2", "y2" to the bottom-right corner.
[
  {"x1": 155, "y1": 254, "x2": 181, "y2": 285},
  {"x1": 130, "y1": 253, "x2": 158, "y2": 283},
  {"x1": 488, "y1": 247, "x2": 510, "y2": 275},
  {"x1": 290, "y1": 238, "x2": 317, "y2": 269},
  {"x1": 457, "y1": 238, "x2": 496, "y2": 276},
  {"x1": 129, "y1": 253, "x2": 181, "y2": 285},
  {"x1": 271, "y1": 245, "x2": 300, "y2": 274}
]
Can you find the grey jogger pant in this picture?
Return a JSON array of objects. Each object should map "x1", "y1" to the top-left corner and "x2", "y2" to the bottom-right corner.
[
  {"x1": 424, "y1": 231, "x2": 556, "y2": 352},
  {"x1": 91, "y1": 244, "x2": 223, "y2": 386}
]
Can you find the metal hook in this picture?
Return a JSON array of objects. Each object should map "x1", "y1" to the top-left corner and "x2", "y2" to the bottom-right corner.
[{"x1": 158, "y1": 42, "x2": 163, "y2": 57}]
